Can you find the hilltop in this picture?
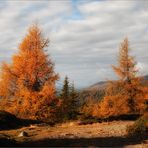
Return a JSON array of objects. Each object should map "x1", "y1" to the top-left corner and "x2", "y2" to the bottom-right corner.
[{"x1": 85, "y1": 75, "x2": 148, "y2": 91}]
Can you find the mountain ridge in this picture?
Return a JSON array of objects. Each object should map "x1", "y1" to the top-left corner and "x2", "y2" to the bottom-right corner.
[{"x1": 85, "y1": 75, "x2": 148, "y2": 91}]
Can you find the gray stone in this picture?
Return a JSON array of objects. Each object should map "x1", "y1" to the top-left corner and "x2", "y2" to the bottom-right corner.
[{"x1": 18, "y1": 131, "x2": 28, "y2": 137}]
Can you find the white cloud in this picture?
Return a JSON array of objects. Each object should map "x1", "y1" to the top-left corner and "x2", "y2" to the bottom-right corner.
[
  {"x1": 136, "y1": 62, "x2": 148, "y2": 75},
  {"x1": 0, "y1": 0, "x2": 148, "y2": 88}
]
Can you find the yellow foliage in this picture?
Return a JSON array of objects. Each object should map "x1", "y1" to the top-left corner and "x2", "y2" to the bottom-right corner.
[
  {"x1": 0, "y1": 25, "x2": 59, "y2": 121},
  {"x1": 97, "y1": 38, "x2": 146, "y2": 118}
]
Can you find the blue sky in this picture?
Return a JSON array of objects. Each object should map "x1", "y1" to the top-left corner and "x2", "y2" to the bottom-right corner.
[{"x1": 0, "y1": 0, "x2": 148, "y2": 88}]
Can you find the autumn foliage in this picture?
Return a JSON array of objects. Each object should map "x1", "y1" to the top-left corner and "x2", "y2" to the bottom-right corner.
[
  {"x1": 0, "y1": 24, "x2": 147, "y2": 123},
  {"x1": 94, "y1": 38, "x2": 146, "y2": 117},
  {"x1": 0, "y1": 25, "x2": 59, "y2": 121}
]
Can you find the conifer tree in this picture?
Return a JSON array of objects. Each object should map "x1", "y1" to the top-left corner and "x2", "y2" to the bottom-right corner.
[
  {"x1": 60, "y1": 76, "x2": 69, "y2": 99},
  {"x1": 69, "y1": 82, "x2": 78, "y2": 119},
  {"x1": 98, "y1": 38, "x2": 145, "y2": 117},
  {"x1": 0, "y1": 25, "x2": 59, "y2": 120},
  {"x1": 60, "y1": 76, "x2": 70, "y2": 120},
  {"x1": 70, "y1": 82, "x2": 77, "y2": 102},
  {"x1": 60, "y1": 77, "x2": 78, "y2": 120}
]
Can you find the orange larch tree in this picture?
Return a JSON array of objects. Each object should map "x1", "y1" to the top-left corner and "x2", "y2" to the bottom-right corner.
[
  {"x1": 0, "y1": 25, "x2": 59, "y2": 121},
  {"x1": 97, "y1": 38, "x2": 146, "y2": 117}
]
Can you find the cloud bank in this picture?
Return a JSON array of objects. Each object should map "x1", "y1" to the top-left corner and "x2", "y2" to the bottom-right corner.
[{"x1": 0, "y1": 0, "x2": 148, "y2": 88}]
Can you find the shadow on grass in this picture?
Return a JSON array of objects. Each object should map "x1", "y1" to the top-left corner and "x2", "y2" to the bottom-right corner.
[
  {"x1": 0, "y1": 118, "x2": 41, "y2": 131},
  {"x1": 18, "y1": 134, "x2": 148, "y2": 147},
  {"x1": 0, "y1": 110, "x2": 41, "y2": 131},
  {"x1": 79, "y1": 114, "x2": 141, "y2": 125},
  {"x1": 0, "y1": 137, "x2": 16, "y2": 147}
]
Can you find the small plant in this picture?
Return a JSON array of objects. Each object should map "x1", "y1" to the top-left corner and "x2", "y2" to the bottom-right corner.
[
  {"x1": 78, "y1": 115, "x2": 99, "y2": 125},
  {"x1": 126, "y1": 117, "x2": 147, "y2": 138}
]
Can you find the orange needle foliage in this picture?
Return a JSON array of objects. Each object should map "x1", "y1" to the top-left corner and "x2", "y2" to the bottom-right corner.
[
  {"x1": 95, "y1": 38, "x2": 146, "y2": 117},
  {"x1": 0, "y1": 25, "x2": 59, "y2": 121}
]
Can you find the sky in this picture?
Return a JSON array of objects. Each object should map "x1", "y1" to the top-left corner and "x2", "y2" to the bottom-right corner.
[{"x1": 0, "y1": 0, "x2": 148, "y2": 88}]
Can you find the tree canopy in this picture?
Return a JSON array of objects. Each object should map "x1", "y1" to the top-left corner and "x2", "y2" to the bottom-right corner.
[{"x1": 0, "y1": 25, "x2": 59, "y2": 120}]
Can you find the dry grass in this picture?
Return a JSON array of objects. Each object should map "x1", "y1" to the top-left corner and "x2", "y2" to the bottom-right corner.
[{"x1": 0, "y1": 121, "x2": 147, "y2": 147}]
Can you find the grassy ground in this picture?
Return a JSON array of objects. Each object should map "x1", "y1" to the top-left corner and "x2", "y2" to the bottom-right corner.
[{"x1": 0, "y1": 121, "x2": 148, "y2": 147}]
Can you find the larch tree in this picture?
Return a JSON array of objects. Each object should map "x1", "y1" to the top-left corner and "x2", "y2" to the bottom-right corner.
[
  {"x1": 0, "y1": 25, "x2": 59, "y2": 121},
  {"x1": 98, "y1": 38, "x2": 146, "y2": 117}
]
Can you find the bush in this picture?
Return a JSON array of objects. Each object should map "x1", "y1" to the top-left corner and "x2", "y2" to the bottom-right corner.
[
  {"x1": 78, "y1": 115, "x2": 99, "y2": 125},
  {"x1": 126, "y1": 117, "x2": 147, "y2": 138}
]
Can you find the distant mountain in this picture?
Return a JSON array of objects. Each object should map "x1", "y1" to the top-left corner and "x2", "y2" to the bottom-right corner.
[
  {"x1": 143, "y1": 75, "x2": 148, "y2": 80},
  {"x1": 142, "y1": 75, "x2": 148, "y2": 86},
  {"x1": 85, "y1": 75, "x2": 148, "y2": 91},
  {"x1": 85, "y1": 81, "x2": 108, "y2": 91}
]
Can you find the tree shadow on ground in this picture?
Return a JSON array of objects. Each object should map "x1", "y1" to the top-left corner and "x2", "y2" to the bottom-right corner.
[
  {"x1": 19, "y1": 134, "x2": 148, "y2": 147},
  {"x1": 0, "y1": 110, "x2": 41, "y2": 131},
  {"x1": 0, "y1": 118, "x2": 41, "y2": 131}
]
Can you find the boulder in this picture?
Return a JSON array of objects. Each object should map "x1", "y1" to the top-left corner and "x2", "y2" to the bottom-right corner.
[{"x1": 18, "y1": 131, "x2": 28, "y2": 137}]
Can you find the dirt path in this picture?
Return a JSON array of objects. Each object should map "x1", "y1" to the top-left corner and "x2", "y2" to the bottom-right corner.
[
  {"x1": 0, "y1": 121, "x2": 148, "y2": 147},
  {"x1": 32, "y1": 121, "x2": 132, "y2": 139}
]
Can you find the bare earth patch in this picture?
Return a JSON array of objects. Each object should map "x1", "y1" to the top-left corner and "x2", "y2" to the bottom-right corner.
[{"x1": 0, "y1": 121, "x2": 147, "y2": 147}]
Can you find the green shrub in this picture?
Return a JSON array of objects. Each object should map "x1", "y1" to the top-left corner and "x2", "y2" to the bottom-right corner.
[{"x1": 126, "y1": 117, "x2": 147, "y2": 138}]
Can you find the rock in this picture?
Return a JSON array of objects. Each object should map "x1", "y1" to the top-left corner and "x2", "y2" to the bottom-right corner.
[
  {"x1": 29, "y1": 124, "x2": 38, "y2": 129},
  {"x1": 18, "y1": 131, "x2": 28, "y2": 137},
  {"x1": 69, "y1": 122, "x2": 75, "y2": 126},
  {"x1": 65, "y1": 133, "x2": 76, "y2": 138}
]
